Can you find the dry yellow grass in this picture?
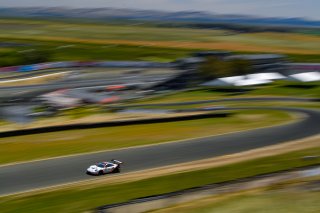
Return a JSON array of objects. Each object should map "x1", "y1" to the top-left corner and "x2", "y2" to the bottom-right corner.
[
  {"x1": 1, "y1": 35, "x2": 320, "y2": 54},
  {"x1": 254, "y1": 32, "x2": 320, "y2": 42}
]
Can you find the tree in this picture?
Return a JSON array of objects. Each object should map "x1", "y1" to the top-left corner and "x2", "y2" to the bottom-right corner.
[
  {"x1": 0, "y1": 51, "x2": 22, "y2": 67},
  {"x1": 229, "y1": 59, "x2": 252, "y2": 76},
  {"x1": 198, "y1": 56, "x2": 230, "y2": 80},
  {"x1": 18, "y1": 49, "x2": 51, "y2": 64},
  {"x1": 198, "y1": 56, "x2": 252, "y2": 80}
]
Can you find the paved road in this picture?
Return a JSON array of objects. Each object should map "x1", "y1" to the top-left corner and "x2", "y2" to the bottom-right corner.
[
  {"x1": 0, "y1": 70, "x2": 177, "y2": 100},
  {"x1": 0, "y1": 76, "x2": 162, "y2": 94},
  {"x1": 0, "y1": 107, "x2": 319, "y2": 196}
]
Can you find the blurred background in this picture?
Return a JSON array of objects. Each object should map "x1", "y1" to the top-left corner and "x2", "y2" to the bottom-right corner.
[{"x1": 0, "y1": 1, "x2": 319, "y2": 213}]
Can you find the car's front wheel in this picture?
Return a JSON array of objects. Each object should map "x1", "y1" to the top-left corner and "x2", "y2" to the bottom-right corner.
[{"x1": 98, "y1": 170, "x2": 104, "y2": 175}]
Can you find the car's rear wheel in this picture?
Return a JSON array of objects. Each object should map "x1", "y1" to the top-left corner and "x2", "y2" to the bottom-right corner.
[{"x1": 113, "y1": 166, "x2": 120, "y2": 173}]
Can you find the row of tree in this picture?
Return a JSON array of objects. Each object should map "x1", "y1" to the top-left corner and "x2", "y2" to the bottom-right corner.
[
  {"x1": 0, "y1": 49, "x2": 51, "y2": 67},
  {"x1": 198, "y1": 56, "x2": 252, "y2": 80}
]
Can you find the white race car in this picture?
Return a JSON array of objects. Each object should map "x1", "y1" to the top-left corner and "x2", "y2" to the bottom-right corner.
[{"x1": 86, "y1": 159, "x2": 123, "y2": 175}]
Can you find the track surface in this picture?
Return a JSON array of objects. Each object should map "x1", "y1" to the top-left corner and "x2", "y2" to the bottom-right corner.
[
  {"x1": 0, "y1": 107, "x2": 319, "y2": 196},
  {"x1": 0, "y1": 70, "x2": 176, "y2": 100}
]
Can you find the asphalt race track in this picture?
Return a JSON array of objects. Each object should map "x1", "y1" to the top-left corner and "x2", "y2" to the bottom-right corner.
[
  {"x1": 0, "y1": 107, "x2": 319, "y2": 196},
  {"x1": 0, "y1": 68, "x2": 177, "y2": 100}
]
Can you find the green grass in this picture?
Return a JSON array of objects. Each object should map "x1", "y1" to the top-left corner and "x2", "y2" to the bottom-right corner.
[
  {"x1": 125, "y1": 83, "x2": 320, "y2": 113},
  {"x1": 50, "y1": 44, "x2": 191, "y2": 62},
  {"x1": 247, "y1": 82, "x2": 320, "y2": 98},
  {"x1": 61, "y1": 107, "x2": 106, "y2": 119},
  {"x1": 1, "y1": 146, "x2": 320, "y2": 213},
  {"x1": 0, "y1": 18, "x2": 227, "y2": 42},
  {"x1": 1, "y1": 18, "x2": 320, "y2": 67},
  {"x1": 134, "y1": 89, "x2": 227, "y2": 104},
  {"x1": 0, "y1": 110, "x2": 292, "y2": 165},
  {"x1": 0, "y1": 38, "x2": 192, "y2": 66},
  {"x1": 287, "y1": 53, "x2": 320, "y2": 63},
  {"x1": 131, "y1": 83, "x2": 320, "y2": 105},
  {"x1": 220, "y1": 101, "x2": 320, "y2": 110},
  {"x1": 126, "y1": 101, "x2": 320, "y2": 112},
  {"x1": 153, "y1": 186, "x2": 320, "y2": 213}
]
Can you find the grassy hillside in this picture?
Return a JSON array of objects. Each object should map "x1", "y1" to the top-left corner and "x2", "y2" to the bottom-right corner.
[{"x1": 1, "y1": 18, "x2": 320, "y2": 67}]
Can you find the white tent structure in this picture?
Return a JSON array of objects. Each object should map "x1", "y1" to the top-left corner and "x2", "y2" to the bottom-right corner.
[
  {"x1": 234, "y1": 78, "x2": 272, "y2": 86},
  {"x1": 201, "y1": 72, "x2": 284, "y2": 87},
  {"x1": 288, "y1": 72, "x2": 320, "y2": 82},
  {"x1": 247, "y1": 72, "x2": 286, "y2": 81},
  {"x1": 201, "y1": 76, "x2": 244, "y2": 87}
]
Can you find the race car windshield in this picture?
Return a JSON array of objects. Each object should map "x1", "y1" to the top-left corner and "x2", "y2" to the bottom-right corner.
[{"x1": 96, "y1": 163, "x2": 105, "y2": 168}]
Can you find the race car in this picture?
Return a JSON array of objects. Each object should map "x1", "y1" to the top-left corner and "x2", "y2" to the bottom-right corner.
[{"x1": 86, "y1": 159, "x2": 123, "y2": 175}]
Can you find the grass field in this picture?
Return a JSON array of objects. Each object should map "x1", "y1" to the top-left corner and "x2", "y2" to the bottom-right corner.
[
  {"x1": 0, "y1": 19, "x2": 320, "y2": 54},
  {"x1": 0, "y1": 109, "x2": 293, "y2": 165},
  {"x1": 130, "y1": 82, "x2": 320, "y2": 105},
  {"x1": 0, "y1": 38, "x2": 192, "y2": 66},
  {"x1": 152, "y1": 183, "x2": 320, "y2": 213},
  {"x1": 125, "y1": 101, "x2": 320, "y2": 112},
  {"x1": 1, "y1": 18, "x2": 320, "y2": 67},
  {"x1": 1, "y1": 145, "x2": 319, "y2": 213}
]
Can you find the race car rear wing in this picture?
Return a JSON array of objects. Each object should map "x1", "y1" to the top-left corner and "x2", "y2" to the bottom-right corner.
[{"x1": 111, "y1": 159, "x2": 123, "y2": 165}]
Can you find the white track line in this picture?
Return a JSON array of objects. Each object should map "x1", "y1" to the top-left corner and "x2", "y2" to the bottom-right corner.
[{"x1": 0, "y1": 72, "x2": 69, "y2": 84}]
